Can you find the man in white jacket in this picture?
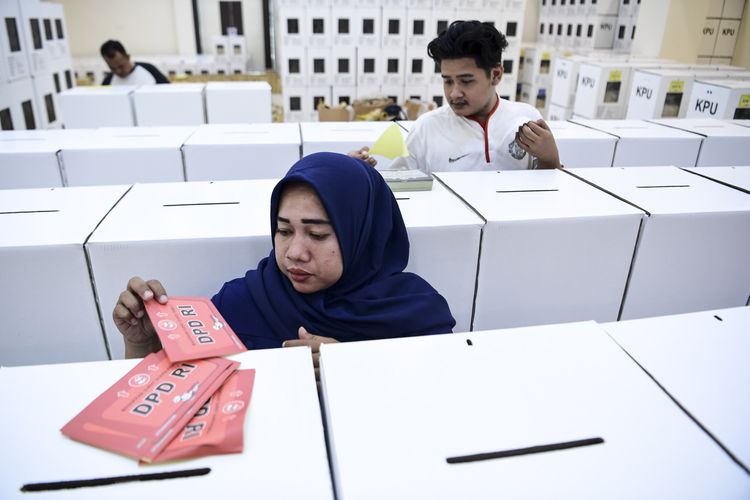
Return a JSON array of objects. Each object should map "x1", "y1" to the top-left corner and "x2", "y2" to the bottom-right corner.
[{"x1": 355, "y1": 21, "x2": 561, "y2": 173}]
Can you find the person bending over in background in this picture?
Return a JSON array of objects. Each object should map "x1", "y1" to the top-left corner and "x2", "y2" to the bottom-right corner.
[
  {"x1": 353, "y1": 21, "x2": 561, "y2": 172},
  {"x1": 113, "y1": 153, "x2": 455, "y2": 373},
  {"x1": 100, "y1": 40, "x2": 170, "y2": 86}
]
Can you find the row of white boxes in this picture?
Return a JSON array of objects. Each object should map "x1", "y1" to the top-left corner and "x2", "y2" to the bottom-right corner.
[
  {"x1": 518, "y1": 48, "x2": 674, "y2": 117},
  {"x1": 319, "y1": 306, "x2": 750, "y2": 498},
  {"x1": 56, "y1": 82, "x2": 272, "y2": 128},
  {"x1": 538, "y1": 50, "x2": 750, "y2": 120},
  {"x1": 2, "y1": 306, "x2": 749, "y2": 500},
  {"x1": 281, "y1": 77, "x2": 517, "y2": 122},
  {"x1": 0, "y1": 0, "x2": 70, "y2": 83},
  {"x1": 1, "y1": 0, "x2": 75, "y2": 131},
  {"x1": 274, "y1": 0, "x2": 524, "y2": 121},
  {"x1": 537, "y1": 0, "x2": 639, "y2": 51},
  {"x1": 2, "y1": 118, "x2": 750, "y2": 191},
  {"x1": 0, "y1": 63, "x2": 75, "y2": 131},
  {"x1": 1, "y1": 164, "x2": 748, "y2": 367},
  {"x1": 73, "y1": 54, "x2": 252, "y2": 86}
]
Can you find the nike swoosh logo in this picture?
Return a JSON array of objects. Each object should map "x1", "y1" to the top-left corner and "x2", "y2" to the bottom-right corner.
[{"x1": 448, "y1": 154, "x2": 469, "y2": 163}]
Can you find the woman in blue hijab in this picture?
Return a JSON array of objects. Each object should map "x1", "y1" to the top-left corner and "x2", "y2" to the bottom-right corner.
[{"x1": 114, "y1": 152, "x2": 455, "y2": 359}]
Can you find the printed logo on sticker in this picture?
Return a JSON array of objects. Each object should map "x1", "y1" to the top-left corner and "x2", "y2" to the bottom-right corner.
[
  {"x1": 508, "y1": 139, "x2": 527, "y2": 160},
  {"x1": 129, "y1": 374, "x2": 151, "y2": 387}
]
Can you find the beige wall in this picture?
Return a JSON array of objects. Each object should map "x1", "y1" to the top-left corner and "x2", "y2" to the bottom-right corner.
[
  {"x1": 49, "y1": 0, "x2": 181, "y2": 56},
  {"x1": 733, "y1": 2, "x2": 750, "y2": 68},
  {"x1": 48, "y1": 0, "x2": 266, "y2": 70},
  {"x1": 522, "y1": 0, "x2": 748, "y2": 68}
]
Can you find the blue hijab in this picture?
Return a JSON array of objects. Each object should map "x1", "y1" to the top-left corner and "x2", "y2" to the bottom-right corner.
[{"x1": 212, "y1": 152, "x2": 455, "y2": 349}]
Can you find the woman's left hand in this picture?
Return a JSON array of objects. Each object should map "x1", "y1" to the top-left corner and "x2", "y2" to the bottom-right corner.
[{"x1": 283, "y1": 326, "x2": 338, "y2": 383}]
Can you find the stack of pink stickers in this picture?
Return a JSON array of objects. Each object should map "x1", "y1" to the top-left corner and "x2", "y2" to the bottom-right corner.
[
  {"x1": 145, "y1": 297, "x2": 247, "y2": 362},
  {"x1": 61, "y1": 297, "x2": 256, "y2": 463}
]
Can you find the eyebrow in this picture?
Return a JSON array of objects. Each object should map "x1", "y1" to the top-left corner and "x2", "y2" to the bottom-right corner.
[
  {"x1": 442, "y1": 73, "x2": 476, "y2": 78},
  {"x1": 277, "y1": 216, "x2": 331, "y2": 225}
]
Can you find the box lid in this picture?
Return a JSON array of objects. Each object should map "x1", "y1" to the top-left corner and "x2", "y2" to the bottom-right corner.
[
  {"x1": 434, "y1": 169, "x2": 644, "y2": 222},
  {"x1": 62, "y1": 126, "x2": 197, "y2": 151},
  {"x1": 300, "y1": 121, "x2": 400, "y2": 143},
  {"x1": 88, "y1": 180, "x2": 276, "y2": 243},
  {"x1": 0, "y1": 185, "x2": 129, "y2": 247},
  {"x1": 568, "y1": 166, "x2": 750, "y2": 214},
  {"x1": 394, "y1": 180, "x2": 484, "y2": 229},
  {"x1": 206, "y1": 81, "x2": 271, "y2": 91},
  {"x1": 571, "y1": 119, "x2": 704, "y2": 139},
  {"x1": 184, "y1": 123, "x2": 301, "y2": 146},
  {"x1": 133, "y1": 83, "x2": 205, "y2": 95},
  {"x1": 650, "y1": 118, "x2": 750, "y2": 138},
  {"x1": 60, "y1": 85, "x2": 137, "y2": 96},
  {"x1": 547, "y1": 120, "x2": 618, "y2": 140},
  {"x1": 0, "y1": 129, "x2": 95, "y2": 154}
]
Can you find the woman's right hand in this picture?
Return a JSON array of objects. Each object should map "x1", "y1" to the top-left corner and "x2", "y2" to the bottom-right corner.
[{"x1": 113, "y1": 277, "x2": 169, "y2": 357}]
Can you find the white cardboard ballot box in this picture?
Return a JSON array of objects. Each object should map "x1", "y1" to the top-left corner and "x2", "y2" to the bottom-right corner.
[
  {"x1": 319, "y1": 321, "x2": 750, "y2": 499},
  {"x1": 58, "y1": 86, "x2": 137, "y2": 128},
  {"x1": 0, "y1": 0, "x2": 31, "y2": 82},
  {"x1": 1, "y1": 77, "x2": 38, "y2": 130},
  {"x1": 567, "y1": 166, "x2": 750, "y2": 319},
  {"x1": 86, "y1": 179, "x2": 277, "y2": 359},
  {"x1": 625, "y1": 69, "x2": 721, "y2": 120},
  {"x1": 0, "y1": 185, "x2": 129, "y2": 366},
  {"x1": 687, "y1": 79, "x2": 750, "y2": 120},
  {"x1": 547, "y1": 119, "x2": 617, "y2": 167},
  {"x1": 649, "y1": 118, "x2": 750, "y2": 166},
  {"x1": 0, "y1": 347, "x2": 334, "y2": 499},
  {"x1": 0, "y1": 129, "x2": 88, "y2": 189},
  {"x1": 603, "y1": 306, "x2": 750, "y2": 471},
  {"x1": 683, "y1": 166, "x2": 750, "y2": 194},
  {"x1": 435, "y1": 170, "x2": 644, "y2": 330},
  {"x1": 133, "y1": 83, "x2": 206, "y2": 126},
  {"x1": 59, "y1": 126, "x2": 196, "y2": 186},
  {"x1": 300, "y1": 121, "x2": 408, "y2": 169},
  {"x1": 395, "y1": 181, "x2": 484, "y2": 332},
  {"x1": 205, "y1": 81, "x2": 272, "y2": 124},
  {"x1": 182, "y1": 123, "x2": 301, "y2": 181},
  {"x1": 573, "y1": 61, "x2": 633, "y2": 119},
  {"x1": 570, "y1": 118, "x2": 703, "y2": 167}
]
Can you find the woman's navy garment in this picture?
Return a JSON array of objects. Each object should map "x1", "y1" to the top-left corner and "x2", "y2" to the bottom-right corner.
[{"x1": 213, "y1": 152, "x2": 456, "y2": 348}]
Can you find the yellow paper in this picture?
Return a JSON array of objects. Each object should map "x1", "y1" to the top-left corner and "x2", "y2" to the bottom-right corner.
[
  {"x1": 608, "y1": 70, "x2": 622, "y2": 82},
  {"x1": 668, "y1": 80, "x2": 685, "y2": 93},
  {"x1": 369, "y1": 123, "x2": 409, "y2": 159},
  {"x1": 739, "y1": 94, "x2": 750, "y2": 108}
]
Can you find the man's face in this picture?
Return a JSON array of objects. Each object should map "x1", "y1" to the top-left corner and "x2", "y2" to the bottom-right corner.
[
  {"x1": 441, "y1": 57, "x2": 503, "y2": 118},
  {"x1": 104, "y1": 51, "x2": 133, "y2": 78}
]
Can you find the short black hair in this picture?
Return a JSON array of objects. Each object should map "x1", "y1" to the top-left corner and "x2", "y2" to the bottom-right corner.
[
  {"x1": 100, "y1": 40, "x2": 127, "y2": 58},
  {"x1": 427, "y1": 21, "x2": 508, "y2": 76}
]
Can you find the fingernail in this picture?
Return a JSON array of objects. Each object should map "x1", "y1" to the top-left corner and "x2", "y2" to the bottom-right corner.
[
  {"x1": 281, "y1": 341, "x2": 287, "y2": 347},
  {"x1": 136, "y1": 310, "x2": 144, "y2": 318},
  {"x1": 143, "y1": 290, "x2": 153, "y2": 300},
  {"x1": 130, "y1": 318, "x2": 138, "y2": 325},
  {"x1": 158, "y1": 295, "x2": 168, "y2": 303}
]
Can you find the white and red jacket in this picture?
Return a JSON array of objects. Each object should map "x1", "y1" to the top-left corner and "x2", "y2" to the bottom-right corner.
[{"x1": 395, "y1": 96, "x2": 543, "y2": 173}]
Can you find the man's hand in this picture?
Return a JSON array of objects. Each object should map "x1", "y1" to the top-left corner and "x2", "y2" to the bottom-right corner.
[
  {"x1": 515, "y1": 119, "x2": 561, "y2": 169},
  {"x1": 348, "y1": 146, "x2": 378, "y2": 167},
  {"x1": 113, "y1": 276, "x2": 167, "y2": 358},
  {"x1": 282, "y1": 326, "x2": 338, "y2": 383}
]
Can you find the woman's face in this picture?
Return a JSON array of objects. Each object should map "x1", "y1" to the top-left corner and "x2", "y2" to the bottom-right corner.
[{"x1": 274, "y1": 183, "x2": 344, "y2": 294}]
